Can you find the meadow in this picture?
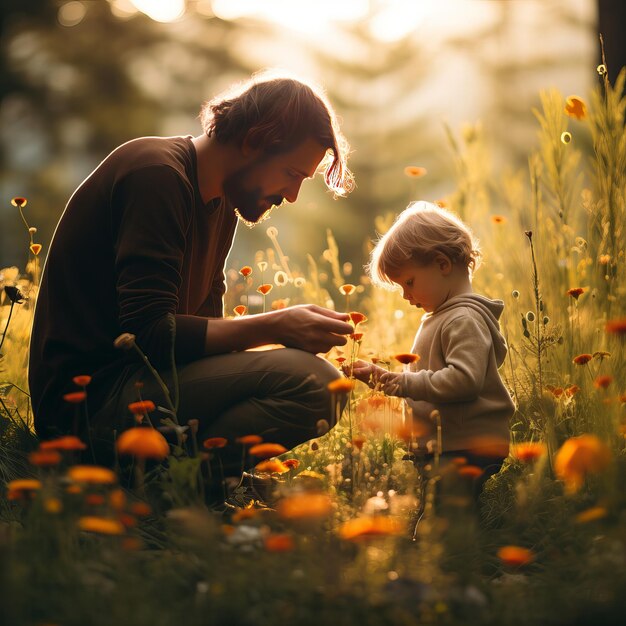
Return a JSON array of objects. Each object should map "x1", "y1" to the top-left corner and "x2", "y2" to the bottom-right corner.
[{"x1": 0, "y1": 64, "x2": 625, "y2": 626}]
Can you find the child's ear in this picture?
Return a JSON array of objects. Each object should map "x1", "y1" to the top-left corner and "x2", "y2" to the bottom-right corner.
[{"x1": 435, "y1": 254, "x2": 453, "y2": 275}]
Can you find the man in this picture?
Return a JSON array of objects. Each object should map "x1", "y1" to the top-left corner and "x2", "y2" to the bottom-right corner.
[{"x1": 28, "y1": 71, "x2": 355, "y2": 468}]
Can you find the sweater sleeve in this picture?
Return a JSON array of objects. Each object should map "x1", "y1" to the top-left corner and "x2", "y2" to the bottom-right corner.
[
  {"x1": 112, "y1": 165, "x2": 208, "y2": 366},
  {"x1": 397, "y1": 314, "x2": 491, "y2": 403}
]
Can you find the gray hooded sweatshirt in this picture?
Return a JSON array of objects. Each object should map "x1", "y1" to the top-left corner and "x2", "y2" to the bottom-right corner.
[{"x1": 395, "y1": 293, "x2": 515, "y2": 453}]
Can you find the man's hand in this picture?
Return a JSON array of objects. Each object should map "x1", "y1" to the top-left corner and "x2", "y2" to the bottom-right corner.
[{"x1": 275, "y1": 304, "x2": 353, "y2": 353}]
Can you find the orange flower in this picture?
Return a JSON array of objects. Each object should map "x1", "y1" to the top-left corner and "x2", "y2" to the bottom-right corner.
[
  {"x1": 40, "y1": 435, "x2": 87, "y2": 451},
  {"x1": 338, "y1": 516, "x2": 404, "y2": 541},
  {"x1": 203, "y1": 437, "x2": 228, "y2": 449},
  {"x1": 457, "y1": 465, "x2": 484, "y2": 478},
  {"x1": 255, "y1": 458, "x2": 289, "y2": 474},
  {"x1": 248, "y1": 442, "x2": 288, "y2": 458},
  {"x1": 349, "y1": 311, "x2": 367, "y2": 326},
  {"x1": 393, "y1": 353, "x2": 420, "y2": 365},
  {"x1": 497, "y1": 545, "x2": 534, "y2": 567},
  {"x1": 566, "y1": 287, "x2": 585, "y2": 300},
  {"x1": 327, "y1": 378, "x2": 355, "y2": 393},
  {"x1": 6, "y1": 479, "x2": 42, "y2": 500},
  {"x1": 239, "y1": 265, "x2": 252, "y2": 277},
  {"x1": 233, "y1": 304, "x2": 247, "y2": 316},
  {"x1": 339, "y1": 283, "x2": 356, "y2": 296},
  {"x1": 565, "y1": 384, "x2": 580, "y2": 397},
  {"x1": 109, "y1": 489, "x2": 127, "y2": 511},
  {"x1": 564, "y1": 95, "x2": 587, "y2": 120},
  {"x1": 116, "y1": 427, "x2": 170, "y2": 460},
  {"x1": 572, "y1": 353, "x2": 593, "y2": 365},
  {"x1": 282, "y1": 458, "x2": 300, "y2": 470},
  {"x1": 257, "y1": 284, "x2": 273, "y2": 295},
  {"x1": 575, "y1": 506, "x2": 608, "y2": 524},
  {"x1": 352, "y1": 435, "x2": 366, "y2": 450},
  {"x1": 85, "y1": 493, "x2": 106, "y2": 506},
  {"x1": 68, "y1": 465, "x2": 117, "y2": 485},
  {"x1": 28, "y1": 449, "x2": 62, "y2": 467},
  {"x1": 554, "y1": 434, "x2": 612, "y2": 494},
  {"x1": 63, "y1": 391, "x2": 87, "y2": 403},
  {"x1": 599, "y1": 254, "x2": 611, "y2": 264},
  {"x1": 350, "y1": 332, "x2": 363, "y2": 342},
  {"x1": 11, "y1": 197, "x2": 27, "y2": 208},
  {"x1": 511, "y1": 442, "x2": 546, "y2": 463},
  {"x1": 277, "y1": 492, "x2": 334, "y2": 520},
  {"x1": 72, "y1": 375, "x2": 92, "y2": 387},
  {"x1": 404, "y1": 166, "x2": 427, "y2": 178},
  {"x1": 336, "y1": 356, "x2": 346, "y2": 364},
  {"x1": 593, "y1": 375, "x2": 613, "y2": 390},
  {"x1": 127, "y1": 400, "x2": 156, "y2": 414},
  {"x1": 30, "y1": 243, "x2": 42, "y2": 256},
  {"x1": 232, "y1": 508, "x2": 259, "y2": 523},
  {"x1": 547, "y1": 385, "x2": 564, "y2": 398},
  {"x1": 605, "y1": 318, "x2": 626, "y2": 335},
  {"x1": 236, "y1": 434, "x2": 263, "y2": 446},
  {"x1": 466, "y1": 435, "x2": 510, "y2": 458},
  {"x1": 78, "y1": 516, "x2": 125, "y2": 536},
  {"x1": 130, "y1": 501, "x2": 152, "y2": 517},
  {"x1": 491, "y1": 215, "x2": 506, "y2": 225},
  {"x1": 264, "y1": 533, "x2": 295, "y2": 552}
]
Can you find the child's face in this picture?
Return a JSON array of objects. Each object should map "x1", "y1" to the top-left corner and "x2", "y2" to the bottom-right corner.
[{"x1": 388, "y1": 259, "x2": 451, "y2": 313}]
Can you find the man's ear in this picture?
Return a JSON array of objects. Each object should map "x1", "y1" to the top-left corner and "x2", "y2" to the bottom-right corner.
[{"x1": 435, "y1": 253, "x2": 453, "y2": 275}]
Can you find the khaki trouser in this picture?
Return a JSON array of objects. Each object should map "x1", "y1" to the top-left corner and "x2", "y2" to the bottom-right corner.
[{"x1": 88, "y1": 347, "x2": 343, "y2": 472}]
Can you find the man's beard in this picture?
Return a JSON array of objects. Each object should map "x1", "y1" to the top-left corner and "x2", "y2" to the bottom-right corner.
[{"x1": 223, "y1": 163, "x2": 283, "y2": 228}]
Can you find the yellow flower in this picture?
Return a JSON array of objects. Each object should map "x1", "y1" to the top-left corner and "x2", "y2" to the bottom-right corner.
[
  {"x1": 554, "y1": 434, "x2": 611, "y2": 494},
  {"x1": 564, "y1": 95, "x2": 587, "y2": 120},
  {"x1": 78, "y1": 516, "x2": 125, "y2": 536},
  {"x1": 560, "y1": 131, "x2": 572, "y2": 144}
]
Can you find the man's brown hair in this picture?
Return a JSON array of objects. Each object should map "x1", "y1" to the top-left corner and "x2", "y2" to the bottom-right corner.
[{"x1": 200, "y1": 70, "x2": 354, "y2": 197}]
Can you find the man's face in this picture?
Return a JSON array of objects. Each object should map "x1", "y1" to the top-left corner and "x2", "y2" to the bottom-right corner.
[{"x1": 224, "y1": 137, "x2": 328, "y2": 226}]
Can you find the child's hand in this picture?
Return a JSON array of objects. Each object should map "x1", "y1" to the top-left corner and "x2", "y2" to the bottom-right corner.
[
  {"x1": 342, "y1": 359, "x2": 374, "y2": 384},
  {"x1": 378, "y1": 371, "x2": 402, "y2": 396}
]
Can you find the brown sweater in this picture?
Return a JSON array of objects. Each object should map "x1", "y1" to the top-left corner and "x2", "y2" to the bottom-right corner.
[
  {"x1": 29, "y1": 136, "x2": 237, "y2": 437},
  {"x1": 395, "y1": 294, "x2": 515, "y2": 453}
]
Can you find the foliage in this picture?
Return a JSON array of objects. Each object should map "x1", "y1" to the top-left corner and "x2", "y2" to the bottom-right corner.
[{"x1": 1, "y1": 66, "x2": 626, "y2": 625}]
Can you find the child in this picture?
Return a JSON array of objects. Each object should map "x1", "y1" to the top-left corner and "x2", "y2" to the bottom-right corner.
[{"x1": 350, "y1": 201, "x2": 515, "y2": 491}]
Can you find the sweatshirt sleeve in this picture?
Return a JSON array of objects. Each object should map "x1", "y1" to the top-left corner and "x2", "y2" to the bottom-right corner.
[
  {"x1": 397, "y1": 314, "x2": 491, "y2": 403},
  {"x1": 112, "y1": 165, "x2": 208, "y2": 366}
]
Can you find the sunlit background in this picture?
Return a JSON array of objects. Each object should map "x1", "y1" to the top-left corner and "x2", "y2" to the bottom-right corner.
[{"x1": 0, "y1": 0, "x2": 606, "y2": 270}]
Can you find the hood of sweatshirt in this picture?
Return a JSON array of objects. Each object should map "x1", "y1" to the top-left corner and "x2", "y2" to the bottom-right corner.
[{"x1": 429, "y1": 294, "x2": 508, "y2": 366}]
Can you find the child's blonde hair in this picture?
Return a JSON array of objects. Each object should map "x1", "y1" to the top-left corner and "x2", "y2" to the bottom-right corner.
[{"x1": 368, "y1": 201, "x2": 481, "y2": 288}]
